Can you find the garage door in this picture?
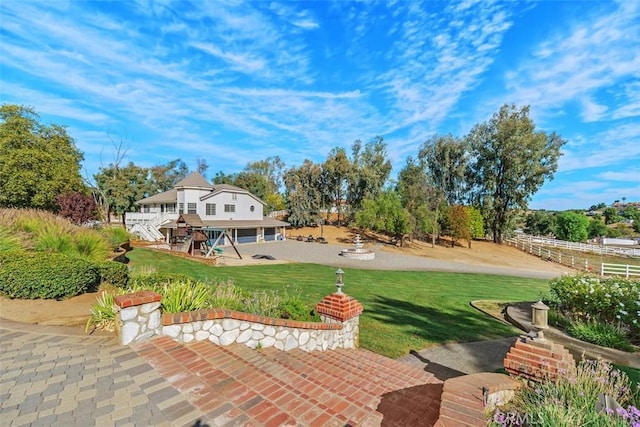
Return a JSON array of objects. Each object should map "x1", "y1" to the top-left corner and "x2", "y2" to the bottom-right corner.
[
  {"x1": 237, "y1": 228, "x2": 257, "y2": 244},
  {"x1": 265, "y1": 228, "x2": 276, "y2": 241}
]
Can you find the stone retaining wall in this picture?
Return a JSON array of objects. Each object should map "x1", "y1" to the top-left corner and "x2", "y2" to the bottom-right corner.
[
  {"x1": 114, "y1": 291, "x2": 163, "y2": 345},
  {"x1": 114, "y1": 290, "x2": 363, "y2": 352}
]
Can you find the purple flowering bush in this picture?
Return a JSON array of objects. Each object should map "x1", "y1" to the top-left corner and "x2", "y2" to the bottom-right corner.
[{"x1": 489, "y1": 359, "x2": 639, "y2": 426}]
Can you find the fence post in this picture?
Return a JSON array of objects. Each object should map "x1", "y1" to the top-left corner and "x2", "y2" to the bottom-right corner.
[
  {"x1": 600, "y1": 263, "x2": 604, "y2": 276},
  {"x1": 584, "y1": 259, "x2": 588, "y2": 272},
  {"x1": 571, "y1": 256, "x2": 574, "y2": 268},
  {"x1": 559, "y1": 252, "x2": 562, "y2": 264},
  {"x1": 627, "y1": 264, "x2": 630, "y2": 279}
]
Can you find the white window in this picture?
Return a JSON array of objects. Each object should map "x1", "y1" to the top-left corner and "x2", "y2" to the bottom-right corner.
[
  {"x1": 166, "y1": 204, "x2": 176, "y2": 213},
  {"x1": 187, "y1": 203, "x2": 197, "y2": 214},
  {"x1": 143, "y1": 205, "x2": 150, "y2": 213},
  {"x1": 224, "y1": 204, "x2": 235, "y2": 213},
  {"x1": 206, "y1": 203, "x2": 216, "y2": 215},
  {"x1": 179, "y1": 203, "x2": 184, "y2": 214},
  {"x1": 232, "y1": 193, "x2": 237, "y2": 200}
]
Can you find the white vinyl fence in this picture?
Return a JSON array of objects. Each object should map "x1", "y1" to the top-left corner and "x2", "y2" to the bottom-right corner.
[
  {"x1": 505, "y1": 237, "x2": 640, "y2": 278},
  {"x1": 600, "y1": 263, "x2": 640, "y2": 278},
  {"x1": 511, "y1": 234, "x2": 640, "y2": 258}
]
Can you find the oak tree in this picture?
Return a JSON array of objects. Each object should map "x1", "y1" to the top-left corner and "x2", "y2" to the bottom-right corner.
[{"x1": 0, "y1": 104, "x2": 85, "y2": 210}]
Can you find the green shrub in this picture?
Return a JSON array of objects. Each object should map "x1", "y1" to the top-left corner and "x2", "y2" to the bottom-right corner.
[
  {"x1": 209, "y1": 280, "x2": 246, "y2": 311},
  {"x1": 86, "y1": 278, "x2": 323, "y2": 332},
  {"x1": 98, "y1": 261, "x2": 129, "y2": 288},
  {"x1": 0, "y1": 252, "x2": 100, "y2": 299},
  {"x1": 568, "y1": 320, "x2": 635, "y2": 352},
  {"x1": 128, "y1": 272, "x2": 193, "y2": 292},
  {"x1": 279, "y1": 288, "x2": 320, "y2": 321},
  {"x1": 73, "y1": 231, "x2": 109, "y2": 261},
  {"x1": 243, "y1": 290, "x2": 281, "y2": 318},
  {"x1": 35, "y1": 227, "x2": 74, "y2": 254},
  {"x1": 549, "y1": 274, "x2": 639, "y2": 342},
  {"x1": 0, "y1": 226, "x2": 23, "y2": 252},
  {"x1": 548, "y1": 309, "x2": 572, "y2": 329},
  {"x1": 85, "y1": 291, "x2": 120, "y2": 332},
  {"x1": 160, "y1": 280, "x2": 212, "y2": 313},
  {"x1": 100, "y1": 226, "x2": 131, "y2": 251}
]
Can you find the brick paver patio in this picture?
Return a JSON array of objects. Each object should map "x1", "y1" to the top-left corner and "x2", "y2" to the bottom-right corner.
[
  {"x1": 0, "y1": 319, "x2": 206, "y2": 426},
  {"x1": 1, "y1": 318, "x2": 456, "y2": 426}
]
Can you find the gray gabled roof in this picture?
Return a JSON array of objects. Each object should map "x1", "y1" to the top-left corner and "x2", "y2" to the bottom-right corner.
[
  {"x1": 135, "y1": 171, "x2": 267, "y2": 206},
  {"x1": 175, "y1": 171, "x2": 213, "y2": 189},
  {"x1": 136, "y1": 188, "x2": 177, "y2": 205},
  {"x1": 212, "y1": 183, "x2": 246, "y2": 192},
  {"x1": 200, "y1": 185, "x2": 265, "y2": 206}
]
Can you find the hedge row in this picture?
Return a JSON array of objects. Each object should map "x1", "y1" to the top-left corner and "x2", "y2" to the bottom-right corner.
[{"x1": 0, "y1": 252, "x2": 129, "y2": 300}]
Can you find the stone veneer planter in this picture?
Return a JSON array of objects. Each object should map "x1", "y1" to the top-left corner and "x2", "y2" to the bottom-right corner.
[{"x1": 114, "y1": 290, "x2": 364, "y2": 352}]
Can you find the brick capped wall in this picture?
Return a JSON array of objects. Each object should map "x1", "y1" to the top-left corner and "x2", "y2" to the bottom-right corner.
[{"x1": 114, "y1": 290, "x2": 364, "y2": 351}]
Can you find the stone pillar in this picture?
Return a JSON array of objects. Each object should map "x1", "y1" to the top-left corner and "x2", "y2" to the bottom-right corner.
[
  {"x1": 315, "y1": 292, "x2": 364, "y2": 349},
  {"x1": 114, "y1": 291, "x2": 162, "y2": 345}
]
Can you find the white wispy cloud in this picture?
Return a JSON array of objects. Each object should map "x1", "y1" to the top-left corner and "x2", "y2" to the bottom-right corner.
[
  {"x1": 1, "y1": 0, "x2": 637, "y2": 209},
  {"x1": 504, "y1": 1, "x2": 640, "y2": 123},
  {"x1": 559, "y1": 122, "x2": 640, "y2": 172},
  {"x1": 598, "y1": 170, "x2": 640, "y2": 182}
]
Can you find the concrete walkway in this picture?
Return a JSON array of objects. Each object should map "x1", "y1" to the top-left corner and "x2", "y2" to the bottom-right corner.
[
  {"x1": 399, "y1": 337, "x2": 518, "y2": 381},
  {"x1": 400, "y1": 302, "x2": 640, "y2": 380}
]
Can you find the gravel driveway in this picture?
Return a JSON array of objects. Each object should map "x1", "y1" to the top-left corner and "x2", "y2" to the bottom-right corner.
[{"x1": 236, "y1": 240, "x2": 562, "y2": 279}]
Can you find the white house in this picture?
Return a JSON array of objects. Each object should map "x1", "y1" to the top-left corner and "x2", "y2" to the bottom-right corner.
[{"x1": 125, "y1": 172, "x2": 289, "y2": 248}]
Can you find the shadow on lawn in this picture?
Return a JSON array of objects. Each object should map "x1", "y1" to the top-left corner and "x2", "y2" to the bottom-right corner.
[{"x1": 367, "y1": 295, "x2": 517, "y2": 377}]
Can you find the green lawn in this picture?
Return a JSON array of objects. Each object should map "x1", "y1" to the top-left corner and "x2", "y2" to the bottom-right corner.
[{"x1": 126, "y1": 248, "x2": 550, "y2": 358}]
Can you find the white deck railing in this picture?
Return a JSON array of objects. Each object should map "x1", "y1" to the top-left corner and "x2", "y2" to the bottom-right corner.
[{"x1": 125, "y1": 212, "x2": 178, "y2": 228}]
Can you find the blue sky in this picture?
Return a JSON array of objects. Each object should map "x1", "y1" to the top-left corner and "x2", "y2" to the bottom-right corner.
[{"x1": 1, "y1": 0, "x2": 638, "y2": 211}]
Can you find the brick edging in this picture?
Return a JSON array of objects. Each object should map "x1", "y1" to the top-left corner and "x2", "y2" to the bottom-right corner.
[
  {"x1": 114, "y1": 291, "x2": 162, "y2": 308},
  {"x1": 162, "y1": 308, "x2": 342, "y2": 330}
]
